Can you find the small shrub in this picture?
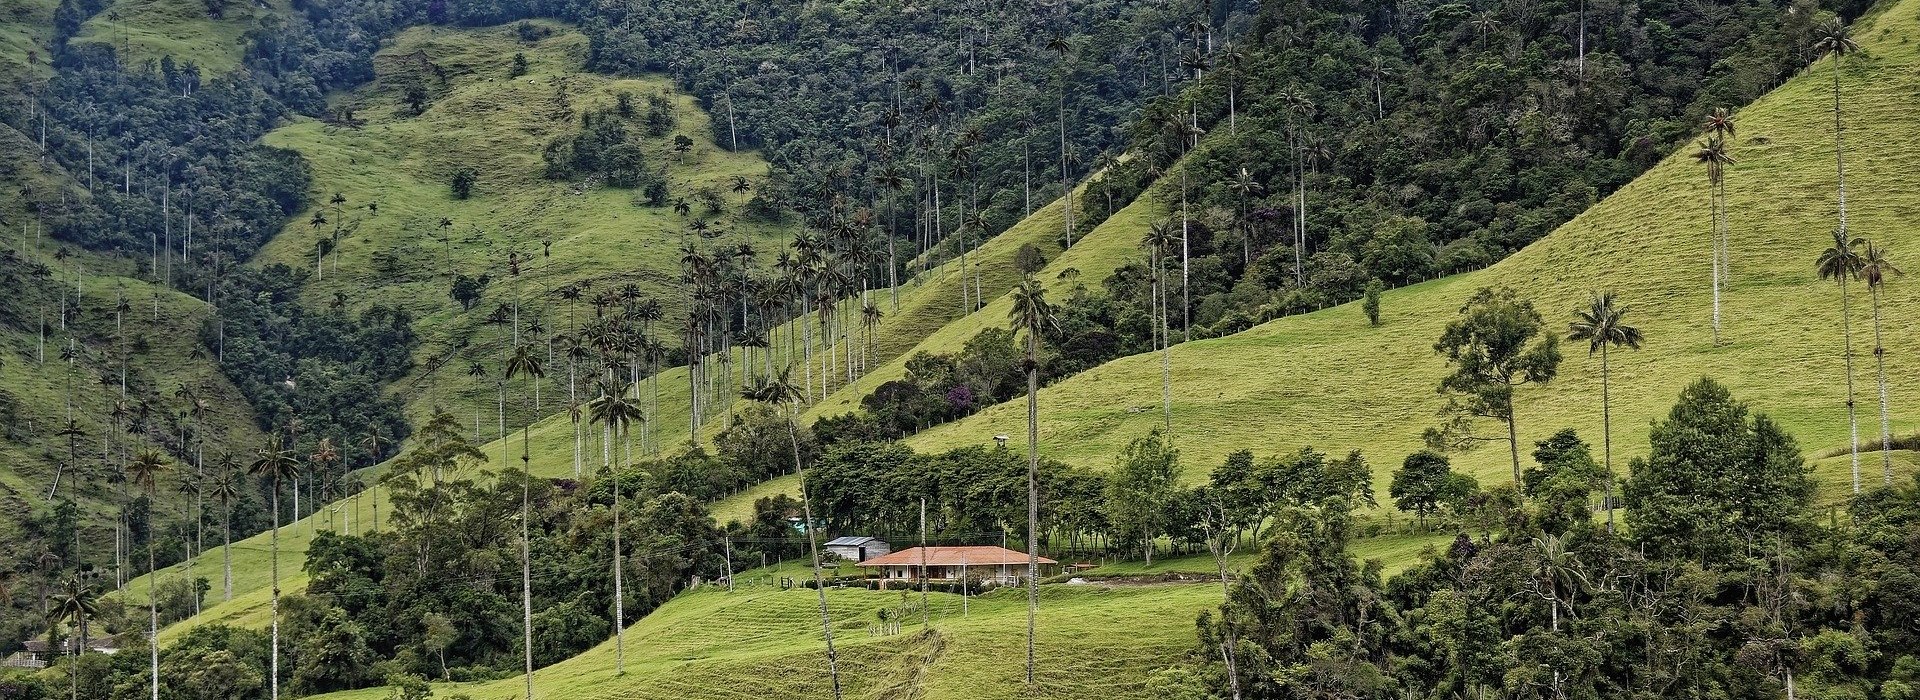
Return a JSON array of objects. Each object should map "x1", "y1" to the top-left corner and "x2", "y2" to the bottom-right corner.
[{"x1": 450, "y1": 168, "x2": 477, "y2": 199}]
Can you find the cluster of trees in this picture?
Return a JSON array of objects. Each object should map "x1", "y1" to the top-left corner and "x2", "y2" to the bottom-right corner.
[
  {"x1": 1173, "y1": 378, "x2": 1920, "y2": 700},
  {"x1": 539, "y1": 90, "x2": 678, "y2": 197},
  {"x1": 852, "y1": 328, "x2": 1026, "y2": 437},
  {"x1": 16, "y1": 410, "x2": 735, "y2": 699}
]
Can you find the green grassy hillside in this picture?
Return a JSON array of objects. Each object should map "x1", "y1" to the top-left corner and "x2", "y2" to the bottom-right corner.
[
  {"x1": 124, "y1": 179, "x2": 1096, "y2": 639},
  {"x1": 0, "y1": 0, "x2": 53, "y2": 80},
  {"x1": 302, "y1": 571, "x2": 1225, "y2": 700},
  {"x1": 903, "y1": 2, "x2": 1920, "y2": 496},
  {"x1": 254, "y1": 21, "x2": 805, "y2": 429},
  {"x1": 0, "y1": 244, "x2": 269, "y2": 577},
  {"x1": 71, "y1": 0, "x2": 279, "y2": 73},
  {"x1": 116, "y1": 2, "x2": 1920, "y2": 696}
]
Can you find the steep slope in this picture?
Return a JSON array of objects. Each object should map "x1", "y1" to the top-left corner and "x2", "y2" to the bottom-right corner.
[
  {"x1": 252, "y1": 21, "x2": 802, "y2": 429},
  {"x1": 127, "y1": 180, "x2": 1093, "y2": 639},
  {"x1": 70, "y1": 0, "x2": 280, "y2": 72},
  {"x1": 905, "y1": 1, "x2": 1920, "y2": 494}
]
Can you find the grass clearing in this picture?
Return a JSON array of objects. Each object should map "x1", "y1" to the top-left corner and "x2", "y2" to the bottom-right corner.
[
  {"x1": 72, "y1": 0, "x2": 281, "y2": 73},
  {"x1": 303, "y1": 567, "x2": 1224, "y2": 700}
]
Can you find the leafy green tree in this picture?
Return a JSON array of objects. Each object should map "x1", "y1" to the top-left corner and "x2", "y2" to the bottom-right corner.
[
  {"x1": 1361, "y1": 278, "x2": 1383, "y2": 326},
  {"x1": 403, "y1": 84, "x2": 430, "y2": 115},
  {"x1": 1816, "y1": 229, "x2": 1866, "y2": 491},
  {"x1": 1107, "y1": 427, "x2": 1182, "y2": 565},
  {"x1": 449, "y1": 168, "x2": 477, "y2": 200},
  {"x1": 1566, "y1": 291, "x2": 1643, "y2": 530},
  {"x1": 1426, "y1": 287, "x2": 1563, "y2": 487},
  {"x1": 1390, "y1": 450, "x2": 1471, "y2": 529},
  {"x1": 1624, "y1": 378, "x2": 1812, "y2": 563},
  {"x1": 1204, "y1": 498, "x2": 1390, "y2": 699}
]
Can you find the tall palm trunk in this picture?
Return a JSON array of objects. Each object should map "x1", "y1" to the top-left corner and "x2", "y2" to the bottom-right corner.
[
  {"x1": 1871, "y1": 283, "x2": 1891, "y2": 484},
  {"x1": 269, "y1": 478, "x2": 281, "y2": 700},
  {"x1": 1024, "y1": 328, "x2": 1041, "y2": 686},
  {"x1": 1709, "y1": 177, "x2": 1722, "y2": 345},
  {"x1": 788, "y1": 406, "x2": 841, "y2": 699},
  {"x1": 222, "y1": 501, "x2": 232, "y2": 601},
  {"x1": 521, "y1": 463, "x2": 535, "y2": 699},
  {"x1": 147, "y1": 517, "x2": 157, "y2": 700},
  {"x1": 1600, "y1": 344, "x2": 1615, "y2": 532},
  {"x1": 612, "y1": 424, "x2": 626, "y2": 674},
  {"x1": 1842, "y1": 277, "x2": 1860, "y2": 492},
  {"x1": 1833, "y1": 60, "x2": 1849, "y2": 243}
]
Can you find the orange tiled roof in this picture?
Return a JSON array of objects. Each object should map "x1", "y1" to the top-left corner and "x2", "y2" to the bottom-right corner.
[{"x1": 858, "y1": 546, "x2": 1057, "y2": 567}]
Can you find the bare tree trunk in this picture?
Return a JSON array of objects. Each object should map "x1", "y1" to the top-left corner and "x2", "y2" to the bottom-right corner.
[
  {"x1": 1872, "y1": 285, "x2": 1891, "y2": 484},
  {"x1": 1842, "y1": 278, "x2": 1860, "y2": 492},
  {"x1": 522, "y1": 462, "x2": 535, "y2": 700},
  {"x1": 222, "y1": 504, "x2": 232, "y2": 601},
  {"x1": 1601, "y1": 344, "x2": 1615, "y2": 532},
  {"x1": 1025, "y1": 331, "x2": 1041, "y2": 687},
  {"x1": 270, "y1": 481, "x2": 281, "y2": 700}
]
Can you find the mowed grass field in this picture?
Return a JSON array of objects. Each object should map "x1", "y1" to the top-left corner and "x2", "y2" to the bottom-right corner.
[
  {"x1": 301, "y1": 571, "x2": 1225, "y2": 700},
  {"x1": 904, "y1": 0, "x2": 1920, "y2": 498}
]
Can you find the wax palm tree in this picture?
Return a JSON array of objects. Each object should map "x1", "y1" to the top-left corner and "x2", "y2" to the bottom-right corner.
[
  {"x1": 1704, "y1": 108, "x2": 1736, "y2": 289},
  {"x1": 209, "y1": 459, "x2": 241, "y2": 601},
  {"x1": 742, "y1": 369, "x2": 841, "y2": 700},
  {"x1": 1142, "y1": 221, "x2": 1178, "y2": 426},
  {"x1": 1693, "y1": 136, "x2": 1734, "y2": 344},
  {"x1": 860, "y1": 300, "x2": 883, "y2": 375},
  {"x1": 248, "y1": 435, "x2": 303, "y2": 700},
  {"x1": 1816, "y1": 229, "x2": 1866, "y2": 492},
  {"x1": 310, "y1": 438, "x2": 338, "y2": 531},
  {"x1": 1814, "y1": 19, "x2": 1858, "y2": 245},
  {"x1": 125, "y1": 449, "x2": 167, "y2": 700},
  {"x1": 1007, "y1": 274, "x2": 1055, "y2": 686},
  {"x1": 1228, "y1": 166, "x2": 1264, "y2": 265},
  {"x1": 586, "y1": 377, "x2": 643, "y2": 675},
  {"x1": 48, "y1": 577, "x2": 99, "y2": 700},
  {"x1": 1859, "y1": 240, "x2": 1901, "y2": 483},
  {"x1": 506, "y1": 344, "x2": 546, "y2": 410},
  {"x1": 1566, "y1": 292, "x2": 1643, "y2": 532}
]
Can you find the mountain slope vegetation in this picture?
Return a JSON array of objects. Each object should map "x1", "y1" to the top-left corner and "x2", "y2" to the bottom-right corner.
[{"x1": 908, "y1": 1, "x2": 1920, "y2": 492}]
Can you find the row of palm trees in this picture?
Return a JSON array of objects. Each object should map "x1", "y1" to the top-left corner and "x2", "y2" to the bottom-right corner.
[
  {"x1": 1691, "y1": 19, "x2": 1904, "y2": 494},
  {"x1": 1806, "y1": 20, "x2": 1901, "y2": 493}
]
